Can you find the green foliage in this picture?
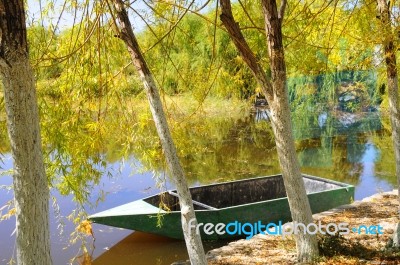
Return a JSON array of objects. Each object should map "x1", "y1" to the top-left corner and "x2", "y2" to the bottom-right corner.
[
  {"x1": 24, "y1": 0, "x2": 387, "y2": 104},
  {"x1": 28, "y1": 26, "x2": 62, "y2": 80},
  {"x1": 6, "y1": 0, "x2": 394, "y2": 212},
  {"x1": 0, "y1": 1, "x2": 397, "y2": 262},
  {"x1": 0, "y1": 91, "x2": 8, "y2": 152},
  {"x1": 373, "y1": 117, "x2": 398, "y2": 185},
  {"x1": 137, "y1": 3, "x2": 266, "y2": 100}
]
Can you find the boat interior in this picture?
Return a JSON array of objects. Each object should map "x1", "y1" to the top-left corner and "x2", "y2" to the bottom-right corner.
[{"x1": 143, "y1": 175, "x2": 343, "y2": 211}]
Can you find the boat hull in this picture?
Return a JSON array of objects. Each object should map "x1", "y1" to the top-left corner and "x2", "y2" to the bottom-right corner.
[{"x1": 89, "y1": 174, "x2": 354, "y2": 240}]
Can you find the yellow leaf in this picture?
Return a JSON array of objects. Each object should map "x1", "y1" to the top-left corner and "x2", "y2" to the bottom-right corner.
[
  {"x1": 77, "y1": 220, "x2": 93, "y2": 236},
  {"x1": 1, "y1": 208, "x2": 16, "y2": 221}
]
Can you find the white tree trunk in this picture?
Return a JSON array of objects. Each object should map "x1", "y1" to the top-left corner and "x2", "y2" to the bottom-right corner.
[
  {"x1": 111, "y1": 1, "x2": 207, "y2": 264},
  {"x1": 269, "y1": 100, "x2": 319, "y2": 260},
  {"x1": 387, "y1": 75, "x2": 400, "y2": 247},
  {"x1": 220, "y1": 0, "x2": 319, "y2": 261},
  {"x1": 1, "y1": 60, "x2": 51, "y2": 265},
  {"x1": 262, "y1": 0, "x2": 319, "y2": 259},
  {"x1": 377, "y1": 0, "x2": 400, "y2": 247},
  {"x1": 0, "y1": 2, "x2": 52, "y2": 264}
]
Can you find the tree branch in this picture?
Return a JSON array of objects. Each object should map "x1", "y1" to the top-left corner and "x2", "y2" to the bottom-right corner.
[
  {"x1": 279, "y1": 0, "x2": 287, "y2": 22},
  {"x1": 219, "y1": 0, "x2": 273, "y2": 101}
]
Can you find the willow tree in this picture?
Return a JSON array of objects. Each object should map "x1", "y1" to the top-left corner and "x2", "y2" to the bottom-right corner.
[
  {"x1": 109, "y1": 0, "x2": 207, "y2": 264},
  {"x1": 220, "y1": 0, "x2": 318, "y2": 262},
  {"x1": 0, "y1": 1, "x2": 52, "y2": 264},
  {"x1": 376, "y1": 0, "x2": 400, "y2": 246}
]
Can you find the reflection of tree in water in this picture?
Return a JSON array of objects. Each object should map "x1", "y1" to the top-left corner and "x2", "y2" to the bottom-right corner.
[
  {"x1": 19, "y1": 90, "x2": 390, "y2": 196},
  {"x1": 181, "y1": 115, "x2": 279, "y2": 184},
  {"x1": 294, "y1": 106, "x2": 383, "y2": 185},
  {"x1": 297, "y1": 135, "x2": 363, "y2": 185},
  {"x1": 333, "y1": 135, "x2": 365, "y2": 183},
  {"x1": 372, "y1": 118, "x2": 397, "y2": 185},
  {"x1": 252, "y1": 108, "x2": 270, "y2": 122},
  {"x1": 286, "y1": 69, "x2": 387, "y2": 184},
  {"x1": 174, "y1": 102, "x2": 385, "y2": 186}
]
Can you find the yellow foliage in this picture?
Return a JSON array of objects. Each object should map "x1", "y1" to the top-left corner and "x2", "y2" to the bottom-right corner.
[
  {"x1": 76, "y1": 220, "x2": 93, "y2": 237},
  {"x1": 1, "y1": 208, "x2": 16, "y2": 221},
  {"x1": 76, "y1": 251, "x2": 92, "y2": 265}
]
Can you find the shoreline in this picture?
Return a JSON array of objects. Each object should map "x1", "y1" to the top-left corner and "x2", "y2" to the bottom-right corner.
[{"x1": 205, "y1": 190, "x2": 399, "y2": 264}]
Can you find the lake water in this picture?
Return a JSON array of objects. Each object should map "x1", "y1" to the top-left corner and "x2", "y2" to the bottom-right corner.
[{"x1": 0, "y1": 110, "x2": 396, "y2": 264}]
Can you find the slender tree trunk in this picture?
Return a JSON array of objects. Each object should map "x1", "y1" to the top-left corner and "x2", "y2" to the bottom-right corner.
[
  {"x1": 220, "y1": 0, "x2": 318, "y2": 261},
  {"x1": 377, "y1": 0, "x2": 400, "y2": 247},
  {"x1": 269, "y1": 99, "x2": 319, "y2": 261},
  {"x1": 262, "y1": 0, "x2": 318, "y2": 260},
  {"x1": 0, "y1": 1, "x2": 52, "y2": 264},
  {"x1": 111, "y1": 1, "x2": 207, "y2": 264}
]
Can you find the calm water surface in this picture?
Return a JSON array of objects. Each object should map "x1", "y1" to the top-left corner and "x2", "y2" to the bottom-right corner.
[{"x1": 0, "y1": 110, "x2": 396, "y2": 265}]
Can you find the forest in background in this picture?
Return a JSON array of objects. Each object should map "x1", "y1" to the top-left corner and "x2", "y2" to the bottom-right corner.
[
  {"x1": 26, "y1": 0, "x2": 383, "y2": 100},
  {"x1": 0, "y1": 0, "x2": 396, "y2": 203},
  {"x1": 0, "y1": 0, "x2": 398, "y2": 239},
  {"x1": 1, "y1": 1, "x2": 400, "y2": 264}
]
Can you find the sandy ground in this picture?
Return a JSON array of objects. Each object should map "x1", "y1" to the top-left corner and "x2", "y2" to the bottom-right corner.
[{"x1": 206, "y1": 190, "x2": 400, "y2": 264}]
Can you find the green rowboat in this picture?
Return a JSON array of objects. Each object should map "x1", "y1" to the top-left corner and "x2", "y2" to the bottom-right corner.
[{"x1": 89, "y1": 174, "x2": 354, "y2": 240}]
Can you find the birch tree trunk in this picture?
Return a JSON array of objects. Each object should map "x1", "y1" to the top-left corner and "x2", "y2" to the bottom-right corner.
[
  {"x1": 377, "y1": 0, "x2": 400, "y2": 247},
  {"x1": 0, "y1": 1, "x2": 52, "y2": 264},
  {"x1": 220, "y1": 0, "x2": 318, "y2": 261},
  {"x1": 111, "y1": 1, "x2": 207, "y2": 264}
]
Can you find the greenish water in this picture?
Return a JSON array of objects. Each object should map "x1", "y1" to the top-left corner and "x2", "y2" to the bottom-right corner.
[{"x1": 0, "y1": 108, "x2": 396, "y2": 265}]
